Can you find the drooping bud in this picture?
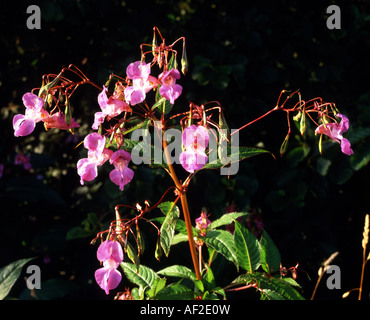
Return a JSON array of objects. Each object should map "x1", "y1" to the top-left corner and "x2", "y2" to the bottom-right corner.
[
  {"x1": 38, "y1": 72, "x2": 62, "y2": 99},
  {"x1": 280, "y1": 132, "x2": 290, "y2": 156},
  {"x1": 64, "y1": 96, "x2": 72, "y2": 126},
  {"x1": 181, "y1": 40, "x2": 188, "y2": 75},
  {"x1": 300, "y1": 109, "x2": 306, "y2": 136}
]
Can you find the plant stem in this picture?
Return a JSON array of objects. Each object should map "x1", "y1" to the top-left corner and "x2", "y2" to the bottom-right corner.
[
  {"x1": 358, "y1": 258, "x2": 365, "y2": 300},
  {"x1": 162, "y1": 137, "x2": 201, "y2": 280}
]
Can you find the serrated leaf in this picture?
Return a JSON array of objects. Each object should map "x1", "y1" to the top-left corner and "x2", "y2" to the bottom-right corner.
[
  {"x1": 204, "y1": 230, "x2": 238, "y2": 268},
  {"x1": 157, "y1": 265, "x2": 197, "y2": 281},
  {"x1": 231, "y1": 272, "x2": 304, "y2": 300},
  {"x1": 158, "y1": 202, "x2": 180, "y2": 257},
  {"x1": 145, "y1": 277, "x2": 167, "y2": 299},
  {"x1": 155, "y1": 283, "x2": 195, "y2": 300},
  {"x1": 202, "y1": 266, "x2": 216, "y2": 291},
  {"x1": 204, "y1": 146, "x2": 272, "y2": 170},
  {"x1": 260, "y1": 231, "x2": 281, "y2": 274},
  {"x1": 0, "y1": 257, "x2": 34, "y2": 300},
  {"x1": 121, "y1": 262, "x2": 158, "y2": 289},
  {"x1": 172, "y1": 233, "x2": 189, "y2": 245},
  {"x1": 234, "y1": 221, "x2": 261, "y2": 272},
  {"x1": 209, "y1": 212, "x2": 249, "y2": 230}
]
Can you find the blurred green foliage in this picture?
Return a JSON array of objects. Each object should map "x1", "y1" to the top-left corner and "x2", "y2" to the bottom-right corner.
[{"x1": 1, "y1": 0, "x2": 370, "y2": 299}]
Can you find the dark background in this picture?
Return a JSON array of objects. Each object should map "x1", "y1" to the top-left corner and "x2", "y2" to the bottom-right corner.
[{"x1": 1, "y1": 0, "x2": 370, "y2": 300}]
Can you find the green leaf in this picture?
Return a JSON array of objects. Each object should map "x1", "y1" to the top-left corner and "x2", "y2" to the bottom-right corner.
[
  {"x1": 204, "y1": 146, "x2": 272, "y2": 170},
  {"x1": 204, "y1": 230, "x2": 238, "y2": 268},
  {"x1": 209, "y1": 212, "x2": 249, "y2": 230},
  {"x1": 158, "y1": 202, "x2": 180, "y2": 257},
  {"x1": 152, "y1": 96, "x2": 173, "y2": 114},
  {"x1": 155, "y1": 283, "x2": 195, "y2": 300},
  {"x1": 234, "y1": 221, "x2": 261, "y2": 272},
  {"x1": 172, "y1": 233, "x2": 189, "y2": 245},
  {"x1": 0, "y1": 257, "x2": 34, "y2": 300},
  {"x1": 232, "y1": 272, "x2": 304, "y2": 300},
  {"x1": 202, "y1": 266, "x2": 216, "y2": 291},
  {"x1": 145, "y1": 277, "x2": 167, "y2": 299},
  {"x1": 157, "y1": 265, "x2": 197, "y2": 281},
  {"x1": 260, "y1": 231, "x2": 281, "y2": 274},
  {"x1": 121, "y1": 262, "x2": 158, "y2": 289}
]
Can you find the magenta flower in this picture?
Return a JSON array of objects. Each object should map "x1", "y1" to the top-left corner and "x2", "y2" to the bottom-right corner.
[
  {"x1": 94, "y1": 240, "x2": 123, "y2": 295},
  {"x1": 179, "y1": 125, "x2": 209, "y2": 173},
  {"x1": 124, "y1": 61, "x2": 158, "y2": 106},
  {"x1": 315, "y1": 113, "x2": 354, "y2": 155},
  {"x1": 195, "y1": 211, "x2": 211, "y2": 236},
  {"x1": 159, "y1": 69, "x2": 182, "y2": 104},
  {"x1": 92, "y1": 86, "x2": 131, "y2": 130},
  {"x1": 13, "y1": 92, "x2": 49, "y2": 137},
  {"x1": 43, "y1": 112, "x2": 80, "y2": 131},
  {"x1": 77, "y1": 133, "x2": 112, "y2": 185},
  {"x1": 109, "y1": 149, "x2": 134, "y2": 191}
]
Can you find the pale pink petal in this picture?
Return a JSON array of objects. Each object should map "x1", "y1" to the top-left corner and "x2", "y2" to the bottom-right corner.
[
  {"x1": 22, "y1": 92, "x2": 45, "y2": 111},
  {"x1": 77, "y1": 158, "x2": 98, "y2": 184},
  {"x1": 13, "y1": 115, "x2": 36, "y2": 137},
  {"x1": 84, "y1": 133, "x2": 106, "y2": 155},
  {"x1": 182, "y1": 125, "x2": 209, "y2": 151},
  {"x1": 179, "y1": 150, "x2": 208, "y2": 173},
  {"x1": 109, "y1": 167, "x2": 134, "y2": 191},
  {"x1": 126, "y1": 61, "x2": 150, "y2": 80},
  {"x1": 96, "y1": 240, "x2": 123, "y2": 265},
  {"x1": 94, "y1": 267, "x2": 122, "y2": 295},
  {"x1": 92, "y1": 112, "x2": 106, "y2": 130}
]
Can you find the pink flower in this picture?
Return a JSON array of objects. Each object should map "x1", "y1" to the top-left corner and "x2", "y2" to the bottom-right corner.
[
  {"x1": 126, "y1": 61, "x2": 151, "y2": 80},
  {"x1": 109, "y1": 149, "x2": 134, "y2": 191},
  {"x1": 315, "y1": 113, "x2": 354, "y2": 155},
  {"x1": 77, "y1": 133, "x2": 112, "y2": 185},
  {"x1": 159, "y1": 69, "x2": 182, "y2": 104},
  {"x1": 43, "y1": 112, "x2": 80, "y2": 131},
  {"x1": 124, "y1": 61, "x2": 158, "y2": 106},
  {"x1": 13, "y1": 92, "x2": 49, "y2": 137},
  {"x1": 92, "y1": 86, "x2": 131, "y2": 130},
  {"x1": 195, "y1": 211, "x2": 211, "y2": 236},
  {"x1": 179, "y1": 125, "x2": 209, "y2": 173},
  {"x1": 94, "y1": 240, "x2": 123, "y2": 295}
]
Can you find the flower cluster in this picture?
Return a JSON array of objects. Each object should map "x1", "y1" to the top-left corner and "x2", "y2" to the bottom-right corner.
[
  {"x1": 13, "y1": 92, "x2": 79, "y2": 137},
  {"x1": 121, "y1": 60, "x2": 182, "y2": 107},
  {"x1": 94, "y1": 240, "x2": 123, "y2": 295},
  {"x1": 77, "y1": 133, "x2": 134, "y2": 190}
]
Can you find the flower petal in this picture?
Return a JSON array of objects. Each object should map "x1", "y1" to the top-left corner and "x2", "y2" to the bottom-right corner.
[
  {"x1": 13, "y1": 115, "x2": 36, "y2": 137},
  {"x1": 109, "y1": 166, "x2": 134, "y2": 191},
  {"x1": 340, "y1": 138, "x2": 354, "y2": 155},
  {"x1": 22, "y1": 92, "x2": 45, "y2": 111},
  {"x1": 96, "y1": 240, "x2": 124, "y2": 264},
  {"x1": 94, "y1": 267, "x2": 122, "y2": 295},
  {"x1": 179, "y1": 150, "x2": 208, "y2": 173}
]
